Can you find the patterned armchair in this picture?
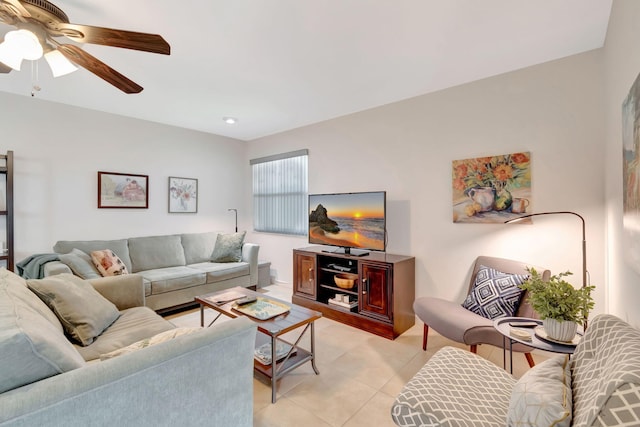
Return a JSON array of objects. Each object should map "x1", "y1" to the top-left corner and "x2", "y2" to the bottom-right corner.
[{"x1": 391, "y1": 314, "x2": 640, "y2": 426}]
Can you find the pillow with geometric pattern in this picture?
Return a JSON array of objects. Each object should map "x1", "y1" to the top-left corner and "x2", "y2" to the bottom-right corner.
[
  {"x1": 507, "y1": 354, "x2": 572, "y2": 427},
  {"x1": 461, "y1": 265, "x2": 528, "y2": 320},
  {"x1": 90, "y1": 249, "x2": 128, "y2": 277}
]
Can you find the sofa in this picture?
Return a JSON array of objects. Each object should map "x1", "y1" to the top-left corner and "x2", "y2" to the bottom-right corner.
[
  {"x1": 44, "y1": 231, "x2": 259, "y2": 312},
  {"x1": 0, "y1": 268, "x2": 257, "y2": 427},
  {"x1": 391, "y1": 313, "x2": 640, "y2": 426}
]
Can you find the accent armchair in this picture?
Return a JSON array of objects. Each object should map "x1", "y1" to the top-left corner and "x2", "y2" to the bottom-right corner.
[{"x1": 413, "y1": 255, "x2": 550, "y2": 366}]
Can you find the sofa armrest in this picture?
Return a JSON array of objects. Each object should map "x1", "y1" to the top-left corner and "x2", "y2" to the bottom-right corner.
[
  {"x1": 88, "y1": 274, "x2": 145, "y2": 310},
  {"x1": 0, "y1": 317, "x2": 257, "y2": 427},
  {"x1": 242, "y1": 243, "x2": 259, "y2": 287},
  {"x1": 42, "y1": 260, "x2": 72, "y2": 276}
]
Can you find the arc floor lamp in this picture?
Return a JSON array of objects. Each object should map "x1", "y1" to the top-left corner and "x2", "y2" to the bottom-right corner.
[{"x1": 505, "y1": 211, "x2": 589, "y2": 328}]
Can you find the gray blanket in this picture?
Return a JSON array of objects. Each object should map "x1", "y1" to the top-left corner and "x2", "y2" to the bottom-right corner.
[{"x1": 16, "y1": 253, "x2": 60, "y2": 279}]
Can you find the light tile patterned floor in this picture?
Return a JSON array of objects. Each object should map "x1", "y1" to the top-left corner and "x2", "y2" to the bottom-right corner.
[{"x1": 166, "y1": 283, "x2": 547, "y2": 426}]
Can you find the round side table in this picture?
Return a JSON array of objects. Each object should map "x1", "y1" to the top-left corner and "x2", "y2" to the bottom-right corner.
[{"x1": 493, "y1": 317, "x2": 582, "y2": 373}]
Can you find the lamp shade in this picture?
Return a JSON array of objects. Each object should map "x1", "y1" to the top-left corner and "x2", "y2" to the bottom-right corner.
[
  {"x1": 0, "y1": 29, "x2": 43, "y2": 71},
  {"x1": 44, "y1": 49, "x2": 77, "y2": 77}
]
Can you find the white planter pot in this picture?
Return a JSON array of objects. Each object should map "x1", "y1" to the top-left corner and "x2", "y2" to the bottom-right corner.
[{"x1": 543, "y1": 318, "x2": 578, "y2": 342}]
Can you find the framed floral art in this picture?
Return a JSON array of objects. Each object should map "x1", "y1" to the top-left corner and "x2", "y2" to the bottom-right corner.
[
  {"x1": 169, "y1": 177, "x2": 198, "y2": 213},
  {"x1": 452, "y1": 152, "x2": 532, "y2": 223}
]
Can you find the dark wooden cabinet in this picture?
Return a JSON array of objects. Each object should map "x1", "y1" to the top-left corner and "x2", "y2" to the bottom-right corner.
[
  {"x1": 292, "y1": 247, "x2": 415, "y2": 340},
  {"x1": 293, "y1": 252, "x2": 316, "y2": 298},
  {"x1": 359, "y1": 262, "x2": 392, "y2": 322},
  {"x1": 0, "y1": 151, "x2": 13, "y2": 272}
]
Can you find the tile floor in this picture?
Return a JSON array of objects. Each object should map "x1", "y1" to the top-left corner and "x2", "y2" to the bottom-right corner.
[{"x1": 166, "y1": 283, "x2": 549, "y2": 427}]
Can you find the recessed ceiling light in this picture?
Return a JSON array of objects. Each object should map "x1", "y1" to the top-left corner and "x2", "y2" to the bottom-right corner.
[{"x1": 223, "y1": 116, "x2": 238, "y2": 125}]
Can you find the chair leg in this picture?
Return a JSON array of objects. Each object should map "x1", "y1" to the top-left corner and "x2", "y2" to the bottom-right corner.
[
  {"x1": 422, "y1": 323, "x2": 429, "y2": 350},
  {"x1": 470, "y1": 344, "x2": 477, "y2": 353},
  {"x1": 524, "y1": 352, "x2": 535, "y2": 368}
]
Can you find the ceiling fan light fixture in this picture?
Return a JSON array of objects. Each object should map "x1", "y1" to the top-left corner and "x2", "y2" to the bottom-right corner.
[
  {"x1": 0, "y1": 42, "x2": 24, "y2": 70},
  {"x1": 223, "y1": 116, "x2": 238, "y2": 125},
  {"x1": 44, "y1": 49, "x2": 77, "y2": 77},
  {"x1": 5, "y1": 29, "x2": 43, "y2": 60}
]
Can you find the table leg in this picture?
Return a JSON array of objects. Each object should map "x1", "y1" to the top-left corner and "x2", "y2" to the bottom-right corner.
[
  {"x1": 509, "y1": 338, "x2": 513, "y2": 374},
  {"x1": 271, "y1": 335, "x2": 277, "y2": 403},
  {"x1": 200, "y1": 304, "x2": 204, "y2": 327},
  {"x1": 310, "y1": 321, "x2": 319, "y2": 375},
  {"x1": 502, "y1": 336, "x2": 506, "y2": 370}
]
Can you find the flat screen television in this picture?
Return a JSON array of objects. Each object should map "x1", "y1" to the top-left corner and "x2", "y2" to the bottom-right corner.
[{"x1": 308, "y1": 191, "x2": 386, "y2": 256}]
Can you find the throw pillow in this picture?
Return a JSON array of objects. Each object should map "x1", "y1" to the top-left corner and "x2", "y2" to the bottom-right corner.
[
  {"x1": 1, "y1": 269, "x2": 85, "y2": 394},
  {"x1": 27, "y1": 274, "x2": 121, "y2": 346},
  {"x1": 462, "y1": 265, "x2": 528, "y2": 320},
  {"x1": 507, "y1": 354, "x2": 572, "y2": 427},
  {"x1": 210, "y1": 231, "x2": 246, "y2": 263},
  {"x1": 100, "y1": 327, "x2": 201, "y2": 360},
  {"x1": 59, "y1": 248, "x2": 101, "y2": 279},
  {"x1": 91, "y1": 249, "x2": 128, "y2": 276}
]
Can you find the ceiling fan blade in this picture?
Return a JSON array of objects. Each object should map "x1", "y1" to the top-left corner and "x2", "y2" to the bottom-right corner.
[
  {"x1": 1, "y1": 0, "x2": 31, "y2": 18},
  {"x1": 57, "y1": 44, "x2": 143, "y2": 94},
  {"x1": 52, "y1": 23, "x2": 170, "y2": 55}
]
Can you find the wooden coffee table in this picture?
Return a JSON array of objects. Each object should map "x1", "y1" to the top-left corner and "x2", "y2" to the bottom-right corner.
[{"x1": 195, "y1": 286, "x2": 321, "y2": 403}]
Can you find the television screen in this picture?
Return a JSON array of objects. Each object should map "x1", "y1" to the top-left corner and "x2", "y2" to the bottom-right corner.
[{"x1": 308, "y1": 191, "x2": 386, "y2": 253}]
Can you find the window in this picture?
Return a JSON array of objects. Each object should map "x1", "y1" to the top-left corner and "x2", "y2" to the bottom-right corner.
[{"x1": 251, "y1": 149, "x2": 308, "y2": 235}]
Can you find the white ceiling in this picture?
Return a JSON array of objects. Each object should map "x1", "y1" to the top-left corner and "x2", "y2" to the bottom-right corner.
[{"x1": 0, "y1": 0, "x2": 612, "y2": 141}]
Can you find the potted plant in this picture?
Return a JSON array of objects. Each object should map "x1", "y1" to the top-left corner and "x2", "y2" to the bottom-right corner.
[{"x1": 519, "y1": 267, "x2": 595, "y2": 342}]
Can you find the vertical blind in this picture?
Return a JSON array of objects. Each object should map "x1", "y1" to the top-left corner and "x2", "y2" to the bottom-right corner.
[{"x1": 251, "y1": 149, "x2": 308, "y2": 235}]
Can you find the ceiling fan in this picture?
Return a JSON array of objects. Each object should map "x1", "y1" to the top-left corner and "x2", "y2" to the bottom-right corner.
[{"x1": 0, "y1": 0, "x2": 170, "y2": 93}]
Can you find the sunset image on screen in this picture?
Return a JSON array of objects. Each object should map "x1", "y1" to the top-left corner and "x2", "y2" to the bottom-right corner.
[{"x1": 308, "y1": 192, "x2": 386, "y2": 251}]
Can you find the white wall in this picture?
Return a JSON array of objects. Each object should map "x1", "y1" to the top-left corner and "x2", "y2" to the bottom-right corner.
[
  {"x1": 0, "y1": 92, "x2": 248, "y2": 263},
  {"x1": 247, "y1": 50, "x2": 607, "y2": 315},
  {"x1": 603, "y1": 0, "x2": 640, "y2": 327}
]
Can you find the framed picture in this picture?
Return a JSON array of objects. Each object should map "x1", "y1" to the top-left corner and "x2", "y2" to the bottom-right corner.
[
  {"x1": 98, "y1": 172, "x2": 148, "y2": 209},
  {"x1": 452, "y1": 152, "x2": 532, "y2": 223},
  {"x1": 169, "y1": 177, "x2": 198, "y2": 213}
]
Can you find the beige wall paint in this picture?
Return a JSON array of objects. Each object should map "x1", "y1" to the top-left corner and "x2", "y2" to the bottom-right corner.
[
  {"x1": 247, "y1": 51, "x2": 607, "y2": 315},
  {"x1": 0, "y1": 92, "x2": 247, "y2": 262},
  {"x1": 603, "y1": 0, "x2": 640, "y2": 327}
]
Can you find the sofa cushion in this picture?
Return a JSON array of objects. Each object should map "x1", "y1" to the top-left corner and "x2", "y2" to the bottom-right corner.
[
  {"x1": 128, "y1": 235, "x2": 186, "y2": 273},
  {"x1": 27, "y1": 274, "x2": 121, "y2": 346},
  {"x1": 210, "y1": 231, "x2": 246, "y2": 263},
  {"x1": 100, "y1": 327, "x2": 201, "y2": 360},
  {"x1": 572, "y1": 314, "x2": 640, "y2": 427},
  {"x1": 0, "y1": 269, "x2": 85, "y2": 393},
  {"x1": 58, "y1": 248, "x2": 101, "y2": 279},
  {"x1": 391, "y1": 346, "x2": 516, "y2": 426},
  {"x1": 91, "y1": 249, "x2": 129, "y2": 276},
  {"x1": 74, "y1": 306, "x2": 175, "y2": 361},
  {"x1": 137, "y1": 266, "x2": 206, "y2": 295},
  {"x1": 54, "y1": 239, "x2": 133, "y2": 273},
  {"x1": 462, "y1": 265, "x2": 528, "y2": 320},
  {"x1": 181, "y1": 231, "x2": 219, "y2": 265},
  {"x1": 188, "y1": 262, "x2": 250, "y2": 283},
  {"x1": 507, "y1": 354, "x2": 572, "y2": 427}
]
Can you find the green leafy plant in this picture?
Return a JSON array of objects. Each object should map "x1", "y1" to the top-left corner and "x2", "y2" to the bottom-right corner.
[{"x1": 519, "y1": 267, "x2": 595, "y2": 323}]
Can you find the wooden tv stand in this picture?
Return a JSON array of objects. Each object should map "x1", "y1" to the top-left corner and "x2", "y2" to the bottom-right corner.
[{"x1": 292, "y1": 246, "x2": 415, "y2": 340}]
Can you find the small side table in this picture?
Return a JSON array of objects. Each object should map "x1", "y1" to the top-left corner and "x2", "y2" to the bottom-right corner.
[{"x1": 493, "y1": 317, "x2": 582, "y2": 373}]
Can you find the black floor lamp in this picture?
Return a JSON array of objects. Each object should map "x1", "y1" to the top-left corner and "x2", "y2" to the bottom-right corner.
[
  {"x1": 228, "y1": 208, "x2": 238, "y2": 232},
  {"x1": 505, "y1": 211, "x2": 588, "y2": 326}
]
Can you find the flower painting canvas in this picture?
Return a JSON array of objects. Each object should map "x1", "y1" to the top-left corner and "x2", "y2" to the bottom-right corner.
[
  {"x1": 169, "y1": 177, "x2": 197, "y2": 213},
  {"x1": 622, "y1": 71, "x2": 640, "y2": 274},
  {"x1": 452, "y1": 152, "x2": 532, "y2": 223}
]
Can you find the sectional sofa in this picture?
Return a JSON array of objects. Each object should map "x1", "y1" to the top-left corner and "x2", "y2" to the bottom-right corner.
[
  {"x1": 0, "y1": 269, "x2": 257, "y2": 427},
  {"x1": 45, "y1": 231, "x2": 259, "y2": 312}
]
